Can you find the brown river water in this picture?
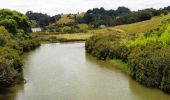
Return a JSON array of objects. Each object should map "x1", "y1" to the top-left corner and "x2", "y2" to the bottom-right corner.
[{"x1": 0, "y1": 42, "x2": 170, "y2": 100}]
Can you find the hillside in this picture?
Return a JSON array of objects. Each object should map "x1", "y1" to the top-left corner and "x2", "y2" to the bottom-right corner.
[
  {"x1": 85, "y1": 15, "x2": 170, "y2": 93},
  {"x1": 90, "y1": 14, "x2": 170, "y2": 35},
  {"x1": 114, "y1": 14, "x2": 170, "y2": 34},
  {"x1": 56, "y1": 12, "x2": 85, "y2": 25},
  {"x1": 31, "y1": 14, "x2": 170, "y2": 43}
]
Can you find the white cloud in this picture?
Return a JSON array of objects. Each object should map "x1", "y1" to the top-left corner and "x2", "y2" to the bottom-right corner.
[{"x1": 0, "y1": 0, "x2": 170, "y2": 15}]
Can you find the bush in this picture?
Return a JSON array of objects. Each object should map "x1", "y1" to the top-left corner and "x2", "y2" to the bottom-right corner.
[
  {"x1": 0, "y1": 34, "x2": 6, "y2": 46},
  {"x1": 85, "y1": 18, "x2": 170, "y2": 93},
  {"x1": 0, "y1": 9, "x2": 31, "y2": 34},
  {"x1": 76, "y1": 24, "x2": 89, "y2": 32},
  {"x1": 18, "y1": 39, "x2": 40, "y2": 52},
  {"x1": 85, "y1": 33, "x2": 128, "y2": 60},
  {"x1": 0, "y1": 47, "x2": 23, "y2": 88},
  {"x1": 60, "y1": 26, "x2": 72, "y2": 33},
  {"x1": 0, "y1": 26, "x2": 12, "y2": 46},
  {"x1": 92, "y1": 40, "x2": 112, "y2": 60},
  {"x1": 161, "y1": 66, "x2": 170, "y2": 93},
  {"x1": 128, "y1": 42, "x2": 170, "y2": 88}
]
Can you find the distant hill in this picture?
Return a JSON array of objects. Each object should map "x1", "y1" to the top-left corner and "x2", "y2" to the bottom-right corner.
[{"x1": 56, "y1": 12, "x2": 85, "y2": 25}]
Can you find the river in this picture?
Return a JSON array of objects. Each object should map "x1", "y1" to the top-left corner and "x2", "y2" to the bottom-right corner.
[{"x1": 0, "y1": 42, "x2": 170, "y2": 100}]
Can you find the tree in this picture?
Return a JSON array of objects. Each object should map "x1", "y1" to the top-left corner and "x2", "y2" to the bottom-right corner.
[
  {"x1": 116, "y1": 7, "x2": 131, "y2": 15},
  {"x1": 26, "y1": 11, "x2": 51, "y2": 28},
  {"x1": 0, "y1": 9, "x2": 31, "y2": 34}
]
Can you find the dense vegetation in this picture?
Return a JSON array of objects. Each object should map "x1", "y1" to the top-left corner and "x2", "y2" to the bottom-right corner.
[
  {"x1": 82, "y1": 6, "x2": 170, "y2": 28},
  {"x1": 26, "y1": 6, "x2": 170, "y2": 33},
  {"x1": 1, "y1": 5, "x2": 170, "y2": 91},
  {"x1": 0, "y1": 9, "x2": 31, "y2": 34},
  {"x1": 83, "y1": 7, "x2": 162, "y2": 28},
  {"x1": 26, "y1": 11, "x2": 61, "y2": 27},
  {"x1": 85, "y1": 17, "x2": 170, "y2": 93},
  {"x1": 0, "y1": 10, "x2": 40, "y2": 88}
]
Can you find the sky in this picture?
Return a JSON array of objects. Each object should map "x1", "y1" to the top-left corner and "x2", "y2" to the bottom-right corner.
[{"x1": 0, "y1": 0, "x2": 170, "y2": 16}]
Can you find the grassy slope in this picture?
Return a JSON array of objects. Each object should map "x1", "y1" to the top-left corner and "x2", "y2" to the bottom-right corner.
[
  {"x1": 56, "y1": 13, "x2": 85, "y2": 25},
  {"x1": 90, "y1": 14, "x2": 170, "y2": 34},
  {"x1": 114, "y1": 16, "x2": 162, "y2": 34},
  {"x1": 32, "y1": 14, "x2": 170, "y2": 43},
  {"x1": 87, "y1": 14, "x2": 170, "y2": 75}
]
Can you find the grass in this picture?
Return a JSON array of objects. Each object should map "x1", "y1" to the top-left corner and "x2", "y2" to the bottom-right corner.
[
  {"x1": 32, "y1": 33, "x2": 94, "y2": 43},
  {"x1": 107, "y1": 59, "x2": 130, "y2": 74},
  {"x1": 56, "y1": 13, "x2": 85, "y2": 25},
  {"x1": 89, "y1": 14, "x2": 170, "y2": 35},
  {"x1": 51, "y1": 33, "x2": 93, "y2": 41},
  {"x1": 32, "y1": 14, "x2": 170, "y2": 43},
  {"x1": 114, "y1": 14, "x2": 170, "y2": 34}
]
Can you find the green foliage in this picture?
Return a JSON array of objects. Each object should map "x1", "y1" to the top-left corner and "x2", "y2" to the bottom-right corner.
[
  {"x1": 161, "y1": 66, "x2": 170, "y2": 93},
  {"x1": 128, "y1": 42, "x2": 170, "y2": 87},
  {"x1": 26, "y1": 11, "x2": 52, "y2": 27},
  {"x1": 86, "y1": 34, "x2": 130, "y2": 60},
  {"x1": 0, "y1": 9, "x2": 31, "y2": 34},
  {"x1": 85, "y1": 18, "x2": 170, "y2": 93},
  {"x1": 160, "y1": 25, "x2": 170, "y2": 44},
  {"x1": 0, "y1": 26, "x2": 40, "y2": 88},
  {"x1": 0, "y1": 26, "x2": 12, "y2": 46},
  {"x1": 18, "y1": 39, "x2": 40, "y2": 52},
  {"x1": 109, "y1": 59, "x2": 130, "y2": 74},
  {"x1": 83, "y1": 7, "x2": 163, "y2": 28},
  {"x1": 0, "y1": 19, "x2": 17, "y2": 33},
  {"x1": 0, "y1": 47, "x2": 23, "y2": 88},
  {"x1": 15, "y1": 32, "x2": 31, "y2": 40},
  {"x1": 76, "y1": 24, "x2": 89, "y2": 32},
  {"x1": 0, "y1": 37, "x2": 40, "y2": 88},
  {"x1": 60, "y1": 26, "x2": 72, "y2": 33},
  {"x1": 30, "y1": 20, "x2": 38, "y2": 28},
  {"x1": 0, "y1": 34, "x2": 6, "y2": 46},
  {"x1": 45, "y1": 24, "x2": 89, "y2": 33}
]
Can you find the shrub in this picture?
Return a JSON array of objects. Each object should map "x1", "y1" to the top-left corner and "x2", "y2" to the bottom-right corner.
[
  {"x1": 18, "y1": 39, "x2": 40, "y2": 52},
  {"x1": 0, "y1": 47, "x2": 23, "y2": 88},
  {"x1": 0, "y1": 34, "x2": 6, "y2": 46},
  {"x1": 85, "y1": 35, "x2": 103, "y2": 54},
  {"x1": 160, "y1": 25, "x2": 170, "y2": 44},
  {"x1": 0, "y1": 9, "x2": 31, "y2": 34},
  {"x1": 85, "y1": 18, "x2": 170, "y2": 93},
  {"x1": 128, "y1": 42, "x2": 170, "y2": 87},
  {"x1": 85, "y1": 33, "x2": 127, "y2": 60},
  {"x1": 161, "y1": 66, "x2": 170, "y2": 93},
  {"x1": 60, "y1": 26, "x2": 72, "y2": 33},
  {"x1": 76, "y1": 24, "x2": 89, "y2": 32},
  {"x1": 0, "y1": 26, "x2": 12, "y2": 46},
  {"x1": 92, "y1": 40, "x2": 112, "y2": 60}
]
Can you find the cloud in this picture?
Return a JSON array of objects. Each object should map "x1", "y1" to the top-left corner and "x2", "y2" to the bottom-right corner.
[{"x1": 0, "y1": 0, "x2": 170, "y2": 15}]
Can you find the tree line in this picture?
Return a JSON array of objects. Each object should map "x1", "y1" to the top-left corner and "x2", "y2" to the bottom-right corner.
[
  {"x1": 26, "y1": 6, "x2": 170, "y2": 29},
  {"x1": 26, "y1": 11, "x2": 61, "y2": 28},
  {"x1": 82, "y1": 7, "x2": 168, "y2": 28}
]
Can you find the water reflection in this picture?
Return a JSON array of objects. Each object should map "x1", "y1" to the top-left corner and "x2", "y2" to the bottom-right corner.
[
  {"x1": 0, "y1": 43, "x2": 170, "y2": 100},
  {"x1": 0, "y1": 84, "x2": 24, "y2": 100},
  {"x1": 128, "y1": 78, "x2": 170, "y2": 100}
]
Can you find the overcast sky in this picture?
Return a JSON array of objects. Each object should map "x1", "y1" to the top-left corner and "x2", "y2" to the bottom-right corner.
[{"x1": 0, "y1": 0, "x2": 170, "y2": 15}]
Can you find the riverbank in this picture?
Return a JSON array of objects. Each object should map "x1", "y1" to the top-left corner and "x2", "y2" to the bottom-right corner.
[
  {"x1": 0, "y1": 27, "x2": 40, "y2": 89},
  {"x1": 2, "y1": 42, "x2": 170, "y2": 100},
  {"x1": 30, "y1": 32, "x2": 93, "y2": 43},
  {"x1": 85, "y1": 18, "x2": 170, "y2": 93},
  {"x1": 30, "y1": 14, "x2": 170, "y2": 43},
  {"x1": 107, "y1": 59, "x2": 130, "y2": 74}
]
